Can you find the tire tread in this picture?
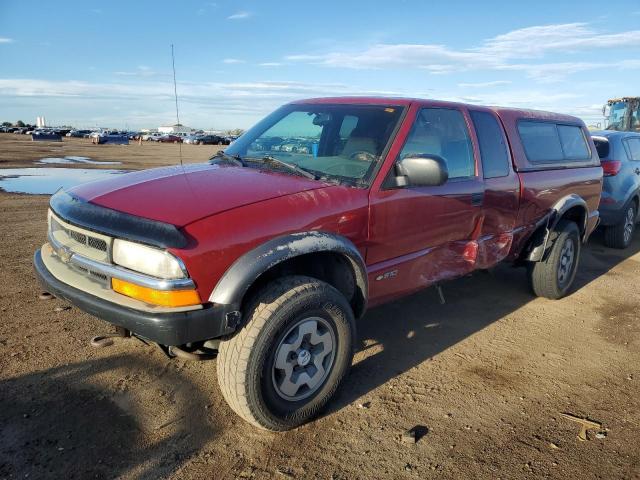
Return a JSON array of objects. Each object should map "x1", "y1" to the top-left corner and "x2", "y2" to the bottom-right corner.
[{"x1": 217, "y1": 275, "x2": 353, "y2": 430}]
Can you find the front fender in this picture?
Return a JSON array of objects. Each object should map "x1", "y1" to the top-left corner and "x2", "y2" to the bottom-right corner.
[{"x1": 209, "y1": 231, "x2": 368, "y2": 316}]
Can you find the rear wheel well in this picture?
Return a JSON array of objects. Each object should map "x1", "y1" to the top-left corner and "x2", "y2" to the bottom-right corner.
[
  {"x1": 558, "y1": 205, "x2": 586, "y2": 236},
  {"x1": 241, "y1": 252, "x2": 363, "y2": 319},
  {"x1": 521, "y1": 204, "x2": 587, "y2": 263}
]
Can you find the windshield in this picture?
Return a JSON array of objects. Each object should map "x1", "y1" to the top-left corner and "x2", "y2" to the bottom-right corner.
[
  {"x1": 607, "y1": 100, "x2": 640, "y2": 131},
  {"x1": 225, "y1": 104, "x2": 404, "y2": 184}
]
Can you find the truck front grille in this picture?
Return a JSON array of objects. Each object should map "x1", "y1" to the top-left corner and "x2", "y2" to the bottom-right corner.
[{"x1": 49, "y1": 211, "x2": 111, "y2": 263}]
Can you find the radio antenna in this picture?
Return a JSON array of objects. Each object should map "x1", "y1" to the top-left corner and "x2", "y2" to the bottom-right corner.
[{"x1": 171, "y1": 44, "x2": 183, "y2": 167}]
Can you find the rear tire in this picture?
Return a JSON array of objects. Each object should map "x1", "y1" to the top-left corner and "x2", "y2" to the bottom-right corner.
[
  {"x1": 529, "y1": 220, "x2": 581, "y2": 299},
  {"x1": 604, "y1": 203, "x2": 637, "y2": 249},
  {"x1": 217, "y1": 275, "x2": 355, "y2": 431}
]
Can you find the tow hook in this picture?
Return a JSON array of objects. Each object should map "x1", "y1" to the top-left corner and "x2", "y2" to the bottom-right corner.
[
  {"x1": 167, "y1": 345, "x2": 216, "y2": 361},
  {"x1": 90, "y1": 326, "x2": 131, "y2": 348},
  {"x1": 167, "y1": 340, "x2": 218, "y2": 361}
]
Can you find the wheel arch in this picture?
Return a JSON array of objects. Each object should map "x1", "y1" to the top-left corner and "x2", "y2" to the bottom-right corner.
[
  {"x1": 525, "y1": 194, "x2": 589, "y2": 262},
  {"x1": 209, "y1": 231, "x2": 368, "y2": 321}
]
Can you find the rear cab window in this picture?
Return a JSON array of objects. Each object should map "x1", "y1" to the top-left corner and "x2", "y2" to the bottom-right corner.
[{"x1": 517, "y1": 121, "x2": 591, "y2": 164}]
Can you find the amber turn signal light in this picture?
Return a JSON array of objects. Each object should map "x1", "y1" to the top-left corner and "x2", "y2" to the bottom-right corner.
[{"x1": 111, "y1": 278, "x2": 201, "y2": 307}]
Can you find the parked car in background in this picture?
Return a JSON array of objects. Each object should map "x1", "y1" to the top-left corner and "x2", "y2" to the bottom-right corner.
[
  {"x1": 67, "y1": 130, "x2": 93, "y2": 138},
  {"x1": 182, "y1": 135, "x2": 200, "y2": 145},
  {"x1": 591, "y1": 130, "x2": 640, "y2": 248},
  {"x1": 191, "y1": 134, "x2": 224, "y2": 145},
  {"x1": 157, "y1": 134, "x2": 183, "y2": 143},
  {"x1": 141, "y1": 132, "x2": 162, "y2": 141},
  {"x1": 35, "y1": 97, "x2": 602, "y2": 431}
]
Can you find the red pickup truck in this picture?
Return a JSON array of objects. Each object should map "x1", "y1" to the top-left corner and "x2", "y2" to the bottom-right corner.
[{"x1": 34, "y1": 97, "x2": 602, "y2": 430}]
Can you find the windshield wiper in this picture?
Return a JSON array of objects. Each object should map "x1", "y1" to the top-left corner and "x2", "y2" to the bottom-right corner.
[
  {"x1": 209, "y1": 151, "x2": 245, "y2": 167},
  {"x1": 254, "y1": 155, "x2": 317, "y2": 180}
]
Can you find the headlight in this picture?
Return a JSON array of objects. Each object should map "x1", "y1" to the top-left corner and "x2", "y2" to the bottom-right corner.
[{"x1": 112, "y1": 239, "x2": 186, "y2": 279}]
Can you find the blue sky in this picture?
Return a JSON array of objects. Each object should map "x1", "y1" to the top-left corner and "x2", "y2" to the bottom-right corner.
[{"x1": 1, "y1": 0, "x2": 639, "y2": 130}]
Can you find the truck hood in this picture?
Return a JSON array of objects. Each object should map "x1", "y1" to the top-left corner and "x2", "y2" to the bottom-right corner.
[{"x1": 69, "y1": 163, "x2": 329, "y2": 227}]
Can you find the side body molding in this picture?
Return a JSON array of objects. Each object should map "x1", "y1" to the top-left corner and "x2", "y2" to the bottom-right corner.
[
  {"x1": 209, "y1": 231, "x2": 368, "y2": 317},
  {"x1": 527, "y1": 194, "x2": 588, "y2": 262}
]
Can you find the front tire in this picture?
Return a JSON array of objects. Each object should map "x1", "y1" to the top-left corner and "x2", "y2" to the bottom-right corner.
[
  {"x1": 529, "y1": 220, "x2": 581, "y2": 299},
  {"x1": 217, "y1": 276, "x2": 355, "y2": 431},
  {"x1": 604, "y1": 203, "x2": 637, "y2": 249}
]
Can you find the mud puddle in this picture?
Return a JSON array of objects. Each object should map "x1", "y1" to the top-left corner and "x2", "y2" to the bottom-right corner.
[
  {"x1": 36, "y1": 156, "x2": 122, "y2": 165},
  {"x1": 0, "y1": 167, "x2": 128, "y2": 194}
]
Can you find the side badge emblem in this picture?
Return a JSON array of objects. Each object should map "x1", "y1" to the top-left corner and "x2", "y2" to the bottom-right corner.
[{"x1": 376, "y1": 270, "x2": 398, "y2": 281}]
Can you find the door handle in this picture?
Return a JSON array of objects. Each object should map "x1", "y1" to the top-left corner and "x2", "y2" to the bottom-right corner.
[
  {"x1": 635, "y1": 168, "x2": 640, "y2": 175},
  {"x1": 471, "y1": 191, "x2": 484, "y2": 206}
]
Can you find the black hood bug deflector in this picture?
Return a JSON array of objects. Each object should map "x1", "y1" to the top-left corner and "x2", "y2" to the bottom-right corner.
[{"x1": 50, "y1": 189, "x2": 188, "y2": 249}]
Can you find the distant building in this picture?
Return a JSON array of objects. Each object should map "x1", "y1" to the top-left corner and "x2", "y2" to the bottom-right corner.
[
  {"x1": 36, "y1": 116, "x2": 47, "y2": 127},
  {"x1": 158, "y1": 123, "x2": 192, "y2": 134}
]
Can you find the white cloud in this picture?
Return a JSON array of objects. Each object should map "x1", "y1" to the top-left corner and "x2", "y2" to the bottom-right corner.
[
  {"x1": 197, "y1": 2, "x2": 217, "y2": 15},
  {"x1": 498, "y1": 59, "x2": 640, "y2": 83},
  {"x1": 114, "y1": 65, "x2": 168, "y2": 78},
  {"x1": 478, "y1": 23, "x2": 640, "y2": 58},
  {"x1": 0, "y1": 37, "x2": 14, "y2": 44},
  {"x1": 457, "y1": 80, "x2": 512, "y2": 88},
  {"x1": 259, "y1": 62, "x2": 284, "y2": 67},
  {"x1": 0, "y1": 77, "x2": 410, "y2": 128},
  {"x1": 222, "y1": 58, "x2": 245, "y2": 64},
  {"x1": 286, "y1": 22, "x2": 640, "y2": 82},
  {"x1": 227, "y1": 11, "x2": 251, "y2": 20}
]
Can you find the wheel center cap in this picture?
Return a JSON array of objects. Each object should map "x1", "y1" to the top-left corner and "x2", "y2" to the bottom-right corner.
[{"x1": 297, "y1": 349, "x2": 311, "y2": 367}]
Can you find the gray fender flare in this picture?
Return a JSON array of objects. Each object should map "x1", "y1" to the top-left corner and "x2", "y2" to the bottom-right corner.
[
  {"x1": 527, "y1": 194, "x2": 588, "y2": 262},
  {"x1": 208, "y1": 231, "x2": 368, "y2": 317}
]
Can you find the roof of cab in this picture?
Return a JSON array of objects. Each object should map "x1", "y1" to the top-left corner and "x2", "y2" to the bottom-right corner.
[
  {"x1": 489, "y1": 106, "x2": 584, "y2": 125},
  {"x1": 290, "y1": 97, "x2": 585, "y2": 124},
  {"x1": 290, "y1": 97, "x2": 416, "y2": 106}
]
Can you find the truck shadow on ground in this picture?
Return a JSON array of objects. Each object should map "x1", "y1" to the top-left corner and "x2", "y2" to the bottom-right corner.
[
  {"x1": 0, "y1": 353, "x2": 216, "y2": 479},
  {"x1": 329, "y1": 230, "x2": 640, "y2": 413}
]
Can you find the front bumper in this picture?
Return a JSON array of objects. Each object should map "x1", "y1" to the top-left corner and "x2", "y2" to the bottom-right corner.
[{"x1": 34, "y1": 249, "x2": 236, "y2": 346}]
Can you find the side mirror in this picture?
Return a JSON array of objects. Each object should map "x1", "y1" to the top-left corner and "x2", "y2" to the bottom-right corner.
[{"x1": 394, "y1": 154, "x2": 448, "y2": 187}]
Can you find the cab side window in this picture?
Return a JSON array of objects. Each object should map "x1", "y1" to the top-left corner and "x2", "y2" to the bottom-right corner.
[
  {"x1": 399, "y1": 108, "x2": 475, "y2": 179},
  {"x1": 470, "y1": 110, "x2": 510, "y2": 178}
]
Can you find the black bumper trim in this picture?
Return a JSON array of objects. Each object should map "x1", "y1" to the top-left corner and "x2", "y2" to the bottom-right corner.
[{"x1": 34, "y1": 249, "x2": 233, "y2": 346}]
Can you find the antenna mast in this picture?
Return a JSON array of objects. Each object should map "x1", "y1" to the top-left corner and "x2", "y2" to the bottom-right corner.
[{"x1": 171, "y1": 44, "x2": 183, "y2": 167}]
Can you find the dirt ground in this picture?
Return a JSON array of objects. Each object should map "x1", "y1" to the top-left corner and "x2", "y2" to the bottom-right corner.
[
  {"x1": 0, "y1": 134, "x2": 639, "y2": 479},
  {"x1": 0, "y1": 133, "x2": 221, "y2": 170}
]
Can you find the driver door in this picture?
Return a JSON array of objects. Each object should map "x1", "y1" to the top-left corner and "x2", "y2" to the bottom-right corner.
[{"x1": 367, "y1": 106, "x2": 484, "y2": 304}]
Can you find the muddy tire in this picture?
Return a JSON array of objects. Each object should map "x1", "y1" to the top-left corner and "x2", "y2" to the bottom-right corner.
[
  {"x1": 216, "y1": 275, "x2": 355, "y2": 431},
  {"x1": 529, "y1": 220, "x2": 581, "y2": 299},
  {"x1": 604, "y1": 203, "x2": 637, "y2": 249}
]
